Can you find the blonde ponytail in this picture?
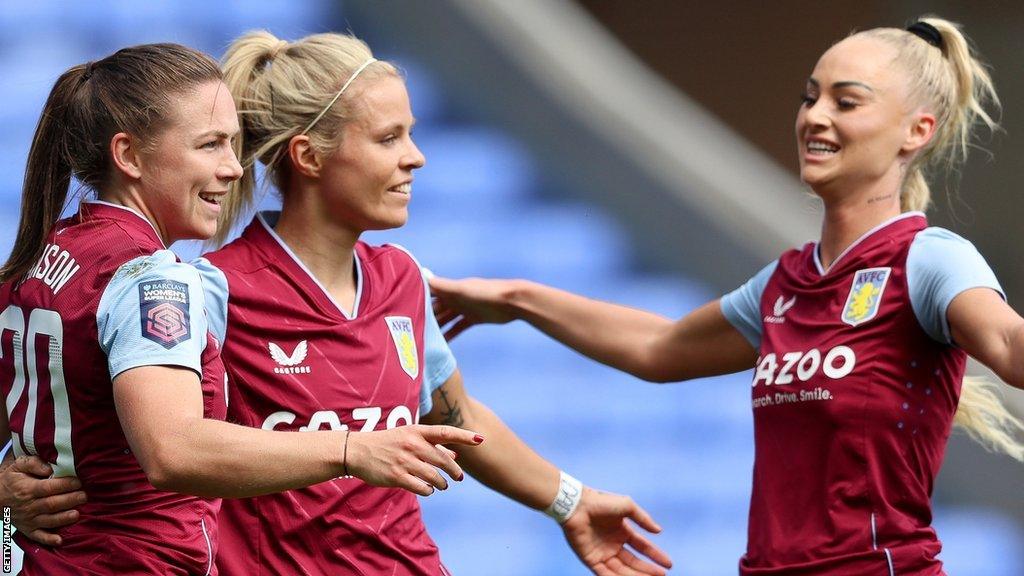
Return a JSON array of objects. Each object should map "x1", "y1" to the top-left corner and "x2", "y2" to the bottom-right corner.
[
  {"x1": 900, "y1": 171, "x2": 930, "y2": 214},
  {"x1": 860, "y1": 17, "x2": 999, "y2": 214},
  {"x1": 218, "y1": 31, "x2": 280, "y2": 244},
  {"x1": 218, "y1": 30, "x2": 399, "y2": 244},
  {"x1": 861, "y1": 19, "x2": 1020, "y2": 461},
  {"x1": 955, "y1": 377, "x2": 1024, "y2": 462}
]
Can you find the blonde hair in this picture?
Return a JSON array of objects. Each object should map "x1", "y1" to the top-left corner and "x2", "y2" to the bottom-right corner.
[
  {"x1": 859, "y1": 18, "x2": 1021, "y2": 462},
  {"x1": 955, "y1": 377, "x2": 1023, "y2": 462},
  {"x1": 218, "y1": 31, "x2": 399, "y2": 243},
  {"x1": 856, "y1": 16, "x2": 999, "y2": 214}
]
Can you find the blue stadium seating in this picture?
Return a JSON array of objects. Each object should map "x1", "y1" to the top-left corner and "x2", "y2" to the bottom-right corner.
[{"x1": 0, "y1": 3, "x2": 1020, "y2": 574}]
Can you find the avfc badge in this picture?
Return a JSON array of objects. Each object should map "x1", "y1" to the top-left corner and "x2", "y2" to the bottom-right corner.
[
  {"x1": 841, "y1": 267, "x2": 891, "y2": 326},
  {"x1": 138, "y1": 280, "x2": 191, "y2": 349},
  {"x1": 385, "y1": 316, "x2": 419, "y2": 379}
]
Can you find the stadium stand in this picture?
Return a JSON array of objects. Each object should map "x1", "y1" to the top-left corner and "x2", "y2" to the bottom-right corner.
[{"x1": 1, "y1": 1, "x2": 1021, "y2": 574}]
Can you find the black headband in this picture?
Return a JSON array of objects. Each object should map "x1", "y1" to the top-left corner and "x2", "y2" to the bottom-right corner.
[{"x1": 906, "y1": 22, "x2": 942, "y2": 49}]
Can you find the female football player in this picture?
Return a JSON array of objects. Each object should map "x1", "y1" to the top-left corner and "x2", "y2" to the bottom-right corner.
[
  {"x1": 429, "y1": 17, "x2": 1024, "y2": 575},
  {"x1": 195, "y1": 31, "x2": 671, "y2": 576}
]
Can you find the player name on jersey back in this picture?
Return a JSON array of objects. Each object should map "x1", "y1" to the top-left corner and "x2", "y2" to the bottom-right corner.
[{"x1": 29, "y1": 243, "x2": 80, "y2": 295}]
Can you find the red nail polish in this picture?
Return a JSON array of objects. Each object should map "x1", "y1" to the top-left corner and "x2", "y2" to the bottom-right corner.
[{"x1": 473, "y1": 434, "x2": 484, "y2": 444}]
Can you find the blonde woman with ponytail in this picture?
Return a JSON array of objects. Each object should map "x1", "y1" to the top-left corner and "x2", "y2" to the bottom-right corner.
[
  {"x1": 205, "y1": 31, "x2": 672, "y2": 576},
  {"x1": 431, "y1": 16, "x2": 1024, "y2": 575}
]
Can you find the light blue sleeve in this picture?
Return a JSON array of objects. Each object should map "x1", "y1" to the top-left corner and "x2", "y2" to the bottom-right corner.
[
  {"x1": 96, "y1": 250, "x2": 209, "y2": 379},
  {"x1": 192, "y1": 257, "x2": 230, "y2": 346},
  {"x1": 387, "y1": 244, "x2": 458, "y2": 416},
  {"x1": 719, "y1": 260, "x2": 778, "y2": 349},
  {"x1": 907, "y1": 227, "x2": 1004, "y2": 345},
  {"x1": 421, "y1": 274, "x2": 457, "y2": 416}
]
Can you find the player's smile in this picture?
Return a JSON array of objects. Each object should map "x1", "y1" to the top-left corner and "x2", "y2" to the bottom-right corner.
[
  {"x1": 135, "y1": 80, "x2": 242, "y2": 244},
  {"x1": 387, "y1": 181, "x2": 412, "y2": 197},
  {"x1": 319, "y1": 75, "x2": 425, "y2": 234},
  {"x1": 795, "y1": 36, "x2": 919, "y2": 202}
]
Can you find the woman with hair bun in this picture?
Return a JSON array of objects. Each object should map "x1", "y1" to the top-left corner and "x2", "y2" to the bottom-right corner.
[
  {"x1": 0, "y1": 43, "x2": 483, "y2": 575},
  {"x1": 430, "y1": 16, "x2": 1024, "y2": 575},
  {"x1": 199, "y1": 30, "x2": 671, "y2": 576}
]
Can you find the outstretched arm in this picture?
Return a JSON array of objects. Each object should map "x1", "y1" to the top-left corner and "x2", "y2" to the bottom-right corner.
[
  {"x1": 948, "y1": 287, "x2": 1024, "y2": 389},
  {"x1": 430, "y1": 277, "x2": 756, "y2": 382},
  {"x1": 422, "y1": 369, "x2": 673, "y2": 576}
]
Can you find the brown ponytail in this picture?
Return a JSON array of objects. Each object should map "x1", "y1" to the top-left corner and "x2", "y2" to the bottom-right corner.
[
  {"x1": 0, "y1": 67, "x2": 82, "y2": 283},
  {"x1": 1, "y1": 43, "x2": 222, "y2": 283}
]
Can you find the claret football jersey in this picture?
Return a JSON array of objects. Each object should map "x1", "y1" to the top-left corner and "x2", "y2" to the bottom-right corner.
[
  {"x1": 201, "y1": 212, "x2": 457, "y2": 576},
  {"x1": 0, "y1": 201, "x2": 226, "y2": 575},
  {"x1": 721, "y1": 212, "x2": 1002, "y2": 576}
]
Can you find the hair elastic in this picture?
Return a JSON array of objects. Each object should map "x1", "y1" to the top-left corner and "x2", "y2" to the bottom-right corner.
[
  {"x1": 269, "y1": 40, "x2": 289, "y2": 59},
  {"x1": 300, "y1": 57, "x2": 377, "y2": 135},
  {"x1": 83, "y1": 61, "x2": 96, "y2": 80},
  {"x1": 906, "y1": 21, "x2": 943, "y2": 49}
]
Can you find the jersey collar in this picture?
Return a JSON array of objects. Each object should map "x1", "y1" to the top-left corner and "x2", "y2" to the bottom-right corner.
[
  {"x1": 81, "y1": 200, "x2": 166, "y2": 249},
  {"x1": 813, "y1": 211, "x2": 926, "y2": 276},
  {"x1": 254, "y1": 211, "x2": 364, "y2": 320}
]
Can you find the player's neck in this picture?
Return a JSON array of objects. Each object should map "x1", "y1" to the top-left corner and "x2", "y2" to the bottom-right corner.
[
  {"x1": 96, "y1": 189, "x2": 169, "y2": 247},
  {"x1": 274, "y1": 204, "x2": 360, "y2": 312},
  {"x1": 817, "y1": 180, "x2": 902, "y2": 270}
]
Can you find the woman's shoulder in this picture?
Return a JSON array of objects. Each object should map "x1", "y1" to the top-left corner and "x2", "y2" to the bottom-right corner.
[
  {"x1": 775, "y1": 240, "x2": 816, "y2": 268},
  {"x1": 908, "y1": 227, "x2": 985, "y2": 269},
  {"x1": 913, "y1": 226, "x2": 975, "y2": 247},
  {"x1": 359, "y1": 241, "x2": 421, "y2": 269}
]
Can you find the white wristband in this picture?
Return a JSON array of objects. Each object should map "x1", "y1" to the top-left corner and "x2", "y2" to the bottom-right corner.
[{"x1": 544, "y1": 471, "x2": 584, "y2": 524}]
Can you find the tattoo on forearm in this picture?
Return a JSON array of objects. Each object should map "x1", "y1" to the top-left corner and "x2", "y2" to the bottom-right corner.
[{"x1": 437, "y1": 387, "x2": 465, "y2": 428}]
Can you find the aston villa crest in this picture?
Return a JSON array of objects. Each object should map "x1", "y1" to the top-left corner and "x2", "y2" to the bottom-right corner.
[
  {"x1": 841, "y1": 267, "x2": 891, "y2": 326},
  {"x1": 385, "y1": 316, "x2": 419, "y2": 379}
]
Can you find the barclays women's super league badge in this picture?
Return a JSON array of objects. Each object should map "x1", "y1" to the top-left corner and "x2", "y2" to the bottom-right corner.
[{"x1": 139, "y1": 280, "x2": 191, "y2": 348}]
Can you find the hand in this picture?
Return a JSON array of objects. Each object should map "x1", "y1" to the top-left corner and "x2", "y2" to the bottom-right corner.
[
  {"x1": 429, "y1": 276, "x2": 521, "y2": 340},
  {"x1": 562, "y1": 487, "x2": 673, "y2": 576},
  {"x1": 0, "y1": 455, "x2": 87, "y2": 546},
  {"x1": 345, "y1": 425, "x2": 483, "y2": 497}
]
